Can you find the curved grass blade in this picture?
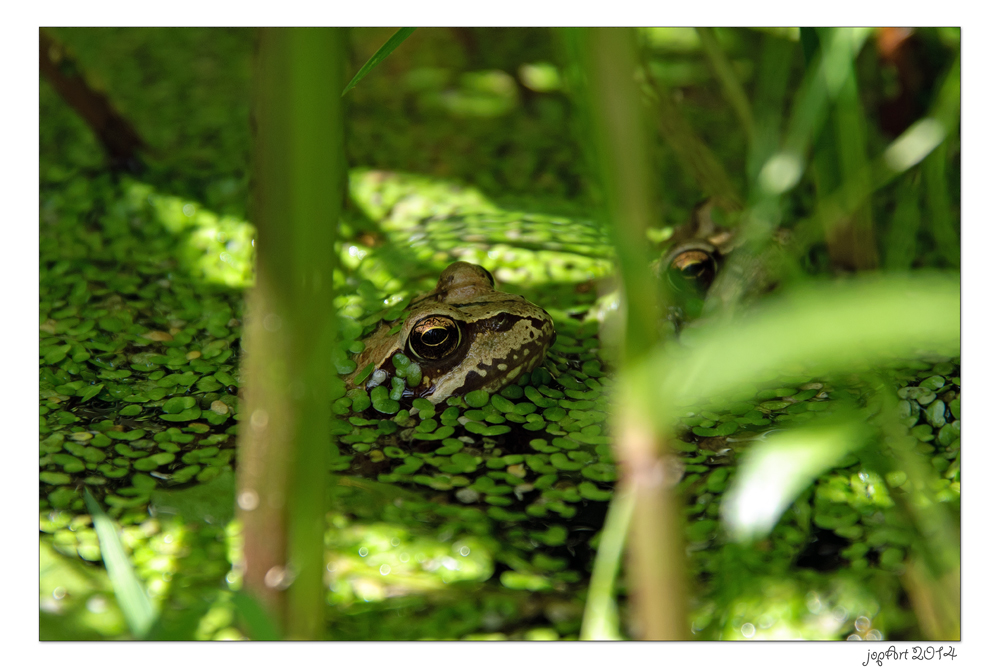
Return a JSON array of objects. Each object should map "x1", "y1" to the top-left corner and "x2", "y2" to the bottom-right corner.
[
  {"x1": 342, "y1": 27, "x2": 417, "y2": 96},
  {"x1": 637, "y1": 273, "x2": 959, "y2": 429},
  {"x1": 83, "y1": 490, "x2": 156, "y2": 638},
  {"x1": 755, "y1": 28, "x2": 871, "y2": 198}
]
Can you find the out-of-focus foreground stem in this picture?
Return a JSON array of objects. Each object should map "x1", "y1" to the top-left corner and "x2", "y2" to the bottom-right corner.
[
  {"x1": 237, "y1": 28, "x2": 345, "y2": 639},
  {"x1": 570, "y1": 27, "x2": 687, "y2": 640}
]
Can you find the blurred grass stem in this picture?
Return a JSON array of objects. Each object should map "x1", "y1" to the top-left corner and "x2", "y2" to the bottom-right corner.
[
  {"x1": 696, "y1": 27, "x2": 754, "y2": 141},
  {"x1": 873, "y1": 385, "x2": 960, "y2": 639},
  {"x1": 237, "y1": 27, "x2": 345, "y2": 638},
  {"x1": 639, "y1": 58, "x2": 743, "y2": 212},
  {"x1": 570, "y1": 27, "x2": 687, "y2": 640}
]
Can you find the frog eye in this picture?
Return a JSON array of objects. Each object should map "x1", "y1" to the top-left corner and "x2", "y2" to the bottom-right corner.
[
  {"x1": 665, "y1": 246, "x2": 718, "y2": 294},
  {"x1": 408, "y1": 315, "x2": 462, "y2": 360}
]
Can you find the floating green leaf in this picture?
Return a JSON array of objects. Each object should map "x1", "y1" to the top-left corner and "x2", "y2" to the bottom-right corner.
[
  {"x1": 78, "y1": 383, "x2": 104, "y2": 402},
  {"x1": 160, "y1": 407, "x2": 202, "y2": 422}
]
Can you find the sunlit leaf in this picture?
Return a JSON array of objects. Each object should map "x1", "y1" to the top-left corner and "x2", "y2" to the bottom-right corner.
[
  {"x1": 884, "y1": 118, "x2": 946, "y2": 173},
  {"x1": 721, "y1": 415, "x2": 871, "y2": 541}
]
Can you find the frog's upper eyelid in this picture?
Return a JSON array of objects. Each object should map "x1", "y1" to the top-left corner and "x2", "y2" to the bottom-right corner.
[
  {"x1": 664, "y1": 240, "x2": 717, "y2": 264},
  {"x1": 480, "y1": 266, "x2": 496, "y2": 287},
  {"x1": 401, "y1": 303, "x2": 467, "y2": 329}
]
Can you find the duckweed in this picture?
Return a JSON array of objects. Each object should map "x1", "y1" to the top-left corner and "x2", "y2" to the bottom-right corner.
[
  {"x1": 464, "y1": 390, "x2": 490, "y2": 408},
  {"x1": 550, "y1": 453, "x2": 584, "y2": 471},
  {"x1": 580, "y1": 463, "x2": 616, "y2": 483},
  {"x1": 490, "y1": 395, "x2": 516, "y2": 414},
  {"x1": 524, "y1": 386, "x2": 557, "y2": 408}
]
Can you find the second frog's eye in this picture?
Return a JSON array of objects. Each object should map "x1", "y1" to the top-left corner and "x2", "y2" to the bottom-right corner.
[
  {"x1": 408, "y1": 315, "x2": 462, "y2": 360},
  {"x1": 665, "y1": 244, "x2": 718, "y2": 295}
]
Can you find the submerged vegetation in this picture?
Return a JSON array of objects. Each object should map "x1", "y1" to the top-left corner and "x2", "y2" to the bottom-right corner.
[{"x1": 39, "y1": 27, "x2": 959, "y2": 640}]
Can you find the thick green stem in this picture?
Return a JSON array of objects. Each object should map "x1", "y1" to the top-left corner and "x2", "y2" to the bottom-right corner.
[
  {"x1": 237, "y1": 27, "x2": 345, "y2": 639},
  {"x1": 569, "y1": 27, "x2": 687, "y2": 640}
]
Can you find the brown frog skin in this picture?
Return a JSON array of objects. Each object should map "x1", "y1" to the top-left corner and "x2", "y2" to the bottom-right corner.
[{"x1": 349, "y1": 262, "x2": 555, "y2": 404}]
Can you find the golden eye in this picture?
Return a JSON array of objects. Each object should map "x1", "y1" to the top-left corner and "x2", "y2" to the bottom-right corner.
[
  {"x1": 666, "y1": 247, "x2": 718, "y2": 294},
  {"x1": 408, "y1": 315, "x2": 462, "y2": 360}
]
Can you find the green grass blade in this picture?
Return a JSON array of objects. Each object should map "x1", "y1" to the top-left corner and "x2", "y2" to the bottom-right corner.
[
  {"x1": 580, "y1": 485, "x2": 635, "y2": 640},
  {"x1": 758, "y1": 28, "x2": 870, "y2": 197},
  {"x1": 233, "y1": 591, "x2": 282, "y2": 640},
  {"x1": 923, "y1": 144, "x2": 960, "y2": 267},
  {"x1": 342, "y1": 27, "x2": 416, "y2": 96},
  {"x1": 640, "y1": 60, "x2": 744, "y2": 211},
  {"x1": 746, "y1": 34, "x2": 794, "y2": 182},
  {"x1": 244, "y1": 26, "x2": 344, "y2": 638},
  {"x1": 811, "y1": 28, "x2": 879, "y2": 270},
  {"x1": 567, "y1": 27, "x2": 688, "y2": 641},
  {"x1": 928, "y1": 55, "x2": 961, "y2": 134},
  {"x1": 83, "y1": 490, "x2": 156, "y2": 638},
  {"x1": 884, "y1": 178, "x2": 921, "y2": 270},
  {"x1": 787, "y1": 28, "x2": 871, "y2": 157},
  {"x1": 804, "y1": 85, "x2": 959, "y2": 253},
  {"x1": 696, "y1": 27, "x2": 754, "y2": 140}
]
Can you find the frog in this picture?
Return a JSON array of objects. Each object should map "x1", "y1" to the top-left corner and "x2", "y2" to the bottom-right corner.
[
  {"x1": 655, "y1": 199, "x2": 737, "y2": 326},
  {"x1": 349, "y1": 261, "x2": 556, "y2": 404},
  {"x1": 655, "y1": 199, "x2": 791, "y2": 328}
]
